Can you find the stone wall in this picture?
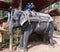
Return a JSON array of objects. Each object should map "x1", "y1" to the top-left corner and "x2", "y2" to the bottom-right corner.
[{"x1": 54, "y1": 16, "x2": 60, "y2": 30}]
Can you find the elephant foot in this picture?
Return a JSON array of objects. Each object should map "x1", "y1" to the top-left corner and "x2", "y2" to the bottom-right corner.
[
  {"x1": 8, "y1": 49, "x2": 14, "y2": 52},
  {"x1": 16, "y1": 46, "x2": 28, "y2": 52},
  {"x1": 21, "y1": 49, "x2": 28, "y2": 52},
  {"x1": 17, "y1": 46, "x2": 22, "y2": 50},
  {"x1": 15, "y1": 48, "x2": 21, "y2": 52},
  {"x1": 50, "y1": 42, "x2": 55, "y2": 48},
  {"x1": 50, "y1": 39, "x2": 55, "y2": 48},
  {"x1": 14, "y1": 46, "x2": 22, "y2": 52}
]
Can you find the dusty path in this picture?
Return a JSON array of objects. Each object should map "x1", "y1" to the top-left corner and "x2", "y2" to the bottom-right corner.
[{"x1": 0, "y1": 32, "x2": 60, "y2": 52}]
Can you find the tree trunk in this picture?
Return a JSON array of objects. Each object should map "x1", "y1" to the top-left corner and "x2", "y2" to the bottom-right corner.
[{"x1": 18, "y1": 0, "x2": 22, "y2": 10}]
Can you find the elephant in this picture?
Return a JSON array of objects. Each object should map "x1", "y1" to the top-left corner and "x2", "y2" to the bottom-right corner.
[{"x1": 9, "y1": 10, "x2": 54, "y2": 52}]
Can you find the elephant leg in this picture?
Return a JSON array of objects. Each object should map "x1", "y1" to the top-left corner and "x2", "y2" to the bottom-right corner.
[
  {"x1": 18, "y1": 28, "x2": 24, "y2": 48},
  {"x1": 23, "y1": 23, "x2": 37, "y2": 52},
  {"x1": 23, "y1": 29, "x2": 33, "y2": 52},
  {"x1": 17, "y1": 34, "x2": 23, "y2": 51},
  {"x1": 20, "y1": 35, "x2": 23, "y2": 48},
  {"x1": 9, "y1": 27, "x2": 14, "y2": 50},
  {"x1": 48, "y1": 22, "x2": 54, "y2": 47}
]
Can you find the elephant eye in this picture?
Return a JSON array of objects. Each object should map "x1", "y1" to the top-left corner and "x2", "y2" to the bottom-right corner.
[{"x1": 13, "y1": 19, "x2": 16, "y2": 22}]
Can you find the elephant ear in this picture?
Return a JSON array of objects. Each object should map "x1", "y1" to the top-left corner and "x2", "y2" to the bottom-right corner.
[
  {"x1": 20, "y1": 12, "x2": 28, "y2": 26},
  {"x1": 12, "y1": 10, "x2": 21, "y2": 20}
]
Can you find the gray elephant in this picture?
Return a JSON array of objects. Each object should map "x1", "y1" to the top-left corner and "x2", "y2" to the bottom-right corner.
[{"x1": 9, "y1": 10, "x2": 54, "y2": 52}]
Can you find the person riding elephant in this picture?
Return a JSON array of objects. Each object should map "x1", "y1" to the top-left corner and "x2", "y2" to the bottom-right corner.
[
  {"x1": 24, "y1": 2, "x2": 35, "y2": 11},
  {"x1": 24, "y1": 2, "x2": 35, "y2": 15}
]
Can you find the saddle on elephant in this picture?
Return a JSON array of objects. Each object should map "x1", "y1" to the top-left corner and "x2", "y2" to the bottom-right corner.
[
  {"x1": 11, "y1": 9, "x2": 53, "y2": 26},
  {"x1": 21, "y1": 10, "x2": 54, "y2": 25}
]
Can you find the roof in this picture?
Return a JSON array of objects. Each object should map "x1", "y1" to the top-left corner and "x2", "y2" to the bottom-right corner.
[
  {"x1": 0, "y1": 0, "x2": 60, "y2": 11},
  {"x1": 0, "y1": 1, "x2": 11, "y2": 11}
]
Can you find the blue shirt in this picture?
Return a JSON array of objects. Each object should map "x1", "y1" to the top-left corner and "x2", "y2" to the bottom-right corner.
[{"x1": 24, "y1": 4, "x2": 35, "y2": 10}]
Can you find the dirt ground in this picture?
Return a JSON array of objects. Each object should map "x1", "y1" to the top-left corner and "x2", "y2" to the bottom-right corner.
[{"x1": 0, "y1": 31, "x2": 60, "y2": 52}]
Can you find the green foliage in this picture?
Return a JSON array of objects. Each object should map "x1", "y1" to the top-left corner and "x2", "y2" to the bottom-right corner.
[
  {"x1": 13, "y1": 39, "x2": 20, "y2": 46},
  {"x1": 0, "y1": 10, "x2": 8, "y2": 18},
  {"x1": 0, "y1": 28, "x2": 20, "y2": 49},
  {"x1": 0, "y1": 36, "x2": 20, "y2": 49},
  {"x1": 0, "y1": 37, "x2": 9, "y2": 48},
  {"x1": 5, "y1": 0, "x2": 12, "y2": 2},
  {"x1": 39, "y1": 2, "x2": 60, "y2": 13}
]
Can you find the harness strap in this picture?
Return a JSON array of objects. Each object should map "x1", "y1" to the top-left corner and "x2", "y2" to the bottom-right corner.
[
  {"x1": 28, "y1": 16, "x2": 41, "y2": 23},
  {"x1": 43, "y1": 21, "x2": 49, "y2": 34},
  {"x1": 25, "y1": 12, "x2": 31, "y2": 24},
  {"x1": 43, "y1": 21, "x2": 49, "y2": 42}
]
